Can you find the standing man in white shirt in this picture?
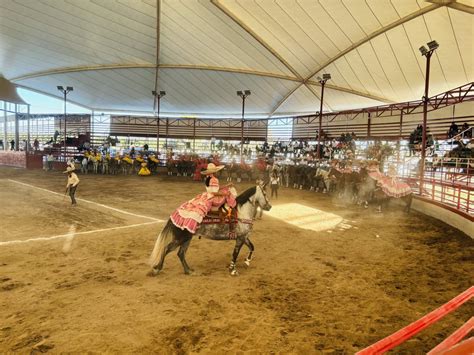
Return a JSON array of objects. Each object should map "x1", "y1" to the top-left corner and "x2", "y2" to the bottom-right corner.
[{"x1": 64, "y1": 167, "x2": 80, "y2": 206}]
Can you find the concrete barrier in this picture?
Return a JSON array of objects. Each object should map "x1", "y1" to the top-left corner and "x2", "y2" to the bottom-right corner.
[{"x1": 412, "y1": 196, "x2": 473, "y2": 238}]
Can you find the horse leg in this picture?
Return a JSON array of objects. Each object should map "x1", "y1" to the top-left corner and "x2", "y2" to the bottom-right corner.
[
  {"x1": 150, "y1": 239, "x2": 181, "y2": 275},
  {"x1": 177, "y1": 237, "x2": 194, "y2": 275},
  {"x1": 229, "y1": 238, "x2": 245, "y2": 276},
  {"x1": 243, "y1": 238, "x2": 254, "y2": 267}
]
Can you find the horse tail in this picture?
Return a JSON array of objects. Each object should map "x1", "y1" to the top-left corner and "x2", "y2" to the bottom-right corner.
[{"x1": 149, "y1": 219, "x2": 175, "y2": 267}]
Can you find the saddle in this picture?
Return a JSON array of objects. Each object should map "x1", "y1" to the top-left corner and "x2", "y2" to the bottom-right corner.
[{"x1": 202, "y1": 206, "x2": 238, "y2": 239}]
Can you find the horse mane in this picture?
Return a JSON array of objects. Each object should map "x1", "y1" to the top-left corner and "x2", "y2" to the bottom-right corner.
[{"x1": 236, "y1": 186, "x2": 257, "y2": 206}]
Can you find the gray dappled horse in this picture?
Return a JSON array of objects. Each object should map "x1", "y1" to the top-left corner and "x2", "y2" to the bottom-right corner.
[{"x1": 148, "y1": 185, "x2": 272, "y2": 276}]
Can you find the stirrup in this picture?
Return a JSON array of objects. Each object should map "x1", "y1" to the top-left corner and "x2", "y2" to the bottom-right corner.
[{"x1": 226, "y1": 208, "x2": 233, "y2": 219}]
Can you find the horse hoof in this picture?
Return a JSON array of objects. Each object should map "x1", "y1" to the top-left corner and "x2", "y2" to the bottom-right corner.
[
  {"x1": 230, "y1": 269, "x2": 239, "y2": 276},
  {"x1": 244, "y1": 259, "x2": 251, "y2": 267},
  {"x1": 146, "y1": 269, "x2": 159, "y2": 277},
  {"x1": 184, "y1": 270, "x2": 193, "y2": 275}
]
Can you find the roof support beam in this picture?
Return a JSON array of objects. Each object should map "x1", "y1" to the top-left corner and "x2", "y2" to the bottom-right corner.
[
  {"x1": 10, "y1": 64, "x2": 300, "y2": 83},
  {"x1": 307, "y1": 81, "x2": 396, "y2": 104},
  {"x1": 210, "y1": 0, "x2": 302, "y2": 80},
  {"x1": 268, "y1": 84, "x2": 302, "y2": 117},
  {"x1": 303, "y1": 3, "x2": 442, "y2": 81},
  {"x1": 448, "y1": 2, "x2": 474, "y2": 14}
]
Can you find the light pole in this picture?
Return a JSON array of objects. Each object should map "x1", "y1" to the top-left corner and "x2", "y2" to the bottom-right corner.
[
  {"x1": 316, "y1": 73, "x2": 330, "y2": 160},
  {"x1": 237, "y1": 90, "x2": 251, "y2": 162},
  {"x1": 57, "y1": 86, "x2": 73, "y2": 160},
  {"x1": 418, "y1": 40, "x2": 439, "y2": 195},
  {"x1": 152, "y1": 90, "x2": 166, "y2": 153}
]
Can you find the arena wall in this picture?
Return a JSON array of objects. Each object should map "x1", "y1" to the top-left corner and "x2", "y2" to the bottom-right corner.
[
  {"x1": 411, "y1": 197, "x2": 474, "y2": 238},
  {"x1": 0, "y1": 151, "x2": 26, "y2": 168}
]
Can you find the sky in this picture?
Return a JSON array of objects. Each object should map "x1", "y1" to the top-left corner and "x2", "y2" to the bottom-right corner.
[{"x1": 17, "y1": 88, "x2": 91, "y2": 114}]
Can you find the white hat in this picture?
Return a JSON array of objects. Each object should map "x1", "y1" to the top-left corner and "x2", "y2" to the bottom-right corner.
[{"x1": 201, "y1": 163, "x2": 224, "y2": 175}]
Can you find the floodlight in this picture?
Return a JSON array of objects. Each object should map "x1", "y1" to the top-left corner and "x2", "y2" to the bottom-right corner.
[
  {"x1": 160, "y1": 90, "x2": 166, "y2": 97},
  {"x1": 419, "y1": 46, "x2": 428, "y2": 56},
  {"x1": 427, "y1": 40, "x2": 439, "y2": 51},
  {"x1": 237, "y1": 90, "x2": 243, "y2": 97},
  {"x1": 322, "y1": 73, "x2": 331, "y2": 80},
  {"x1": 152, "y1": 90, "x2": 157, "y2": 96},
  {"x1": 244, "y1": 90, "x2": 251, "y2": 96},
  {"x1": 57, "y1": 86, "x2": 64, "y2": 91},
  {"x1": 66, "y1": 86, "x2": 73, "y2": 91}
]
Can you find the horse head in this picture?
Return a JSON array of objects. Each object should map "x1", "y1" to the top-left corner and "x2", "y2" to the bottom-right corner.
[{"x1": 256, "y1": 184, "x2": 272, "y2": 211}]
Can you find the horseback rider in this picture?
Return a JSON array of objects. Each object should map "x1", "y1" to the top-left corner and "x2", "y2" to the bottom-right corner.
[{"x1": 170, "y1": 163, "x2": 237, "y2": 234}]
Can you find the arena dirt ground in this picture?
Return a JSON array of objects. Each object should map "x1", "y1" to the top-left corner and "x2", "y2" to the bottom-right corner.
[{"x1": 0, "y1": 166, "x2": 472, "y2": 354}]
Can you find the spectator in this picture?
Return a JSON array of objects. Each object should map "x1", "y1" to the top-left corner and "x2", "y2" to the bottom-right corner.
[
  {"x1": 448, "y1": 121, "x2": 459, "y2": 138},
  {"x1": 461, "y1": 122, "x2": 471, "y2": 139},
  {"x1": 33, "y1": 138, "x2": 39, "y2": 151},
  {"x1": 10, "y1": 139, "x2": 15, "y2": 150},
  {"x1": 270, "y1": 171, "x2": 279, "y2": 199},
  {"x1": 81, "y1": 156, "x2": 88, "y2": 174},
  {"x1": 47, "y1": 153, "x2": 54, "y2": 171}
]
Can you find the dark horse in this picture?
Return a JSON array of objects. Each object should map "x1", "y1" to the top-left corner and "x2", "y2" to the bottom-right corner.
[{"x1": 148, "y1": 185, "x2": 272, "y2": 276}]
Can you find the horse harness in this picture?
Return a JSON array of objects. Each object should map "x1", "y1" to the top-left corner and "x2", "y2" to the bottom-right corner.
[{"x1": 201, "y1": 205, "x2": 254, "y2": 240}]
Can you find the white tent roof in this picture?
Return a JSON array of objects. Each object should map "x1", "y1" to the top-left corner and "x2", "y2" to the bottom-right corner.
[{"x1": 1, "y1": 0, "x2": 472, "y2": 117}]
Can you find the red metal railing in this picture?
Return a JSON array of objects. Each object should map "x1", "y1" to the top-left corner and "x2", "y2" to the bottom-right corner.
[{"x1": 396, "y1": 156, "x2": 473, "y2": 216}]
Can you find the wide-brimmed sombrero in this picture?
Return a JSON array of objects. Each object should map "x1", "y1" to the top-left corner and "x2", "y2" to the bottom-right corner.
[{"x1": 201, "y1": 163, "x2": 224, "y2": 175}]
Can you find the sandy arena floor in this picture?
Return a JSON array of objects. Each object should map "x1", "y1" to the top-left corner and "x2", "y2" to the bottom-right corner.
[{"x1": 0, "y1": 166, "x2": 472, "y2": 354}]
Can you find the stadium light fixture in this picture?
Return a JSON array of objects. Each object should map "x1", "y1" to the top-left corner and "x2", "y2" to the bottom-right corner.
[
  {"x1": 56, "y1": 85, "x2": 74, "y2": 160},
  {"x1": 316, "y1": 73, "x2": 331, "y2": 160},
  {"x1": 418, "y1": 40, "x2": 439, "y2": 195},
  {"x1": 237, "y1": 90, "x2": 252, "y2": 161}
]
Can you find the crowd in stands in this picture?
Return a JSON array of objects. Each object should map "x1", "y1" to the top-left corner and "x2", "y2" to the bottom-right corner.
[
  {"x1": 254, "y1": 132, "x2": 357, "y2": 161},
  {"x1": 448, "y1": 122, "x2": 471, "y2": 139}
]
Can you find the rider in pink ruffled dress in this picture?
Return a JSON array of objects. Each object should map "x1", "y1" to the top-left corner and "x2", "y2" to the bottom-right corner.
[
  {"x1": 367, "y1": 160, "x2": 385, "y2": 182},
  {"x1": 380, "y1": 165, "x2": 412, "y2": 198},
  {"x1": 170, "y1": 163, "x2": 237, "y2": 234}
]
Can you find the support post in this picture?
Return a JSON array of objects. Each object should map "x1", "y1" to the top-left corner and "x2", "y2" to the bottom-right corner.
[
  {"x1": 367, "y1": 112, "x2": 371, "y2": 139},
  {"x1": 420, "y1": 52, "x2": 432, "y2": 195},
  {"x1": 240, "y1": 95, "x2": 245, "y2": 162},
  {"x1": 156, "y1": 95, "x2": 160, "y2": 153},
  {"x1": 63, "y1": 90, "x2": 67, "y2": 160},
  {"x1": 14, "y1": 104, "x2": 19, "y2": 151},
  {"x1": 193, "y1": 118, "x2": 196, "y2": 152},
  {"x1": 27, "y1": 105, "x2": 31, "y2": 153},
  {"x1": 397, "y1": 111, "x2": 403, "y2": 164},
  {"x1": 165, "y1": 118, "x2": 169, "y2": 149},
  {"x1": 3, "y1": 101, "x2": 7, "y2": 151},
  {"x1": 316, "y1": 81, "x2": 325, "y2": 160}
]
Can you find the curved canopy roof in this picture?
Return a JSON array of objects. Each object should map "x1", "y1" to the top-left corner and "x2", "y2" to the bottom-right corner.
[{"x1": 1, "y1": 0, "x2": 473, "y2": 118}]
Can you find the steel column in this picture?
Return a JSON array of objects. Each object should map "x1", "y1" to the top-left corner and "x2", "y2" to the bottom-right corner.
[
  {"x1": 14, "y1": 104, "x2": 19, "y2": 151},
  {"x1": 27, "y1": 105, "x2": 31, "y2": 153},
  {"x1": 420, "y1": 52, "x2": 432, "y2": 195},
  {"x1": 240, "y1": 95, "x2": 245, "y2": 162},
  {"x1": 3, "y1": 102, "x2": 7, "y2": 151},
  {"x1": 165, "y1": 118, "x2": 169, "y2": 148},
  {"x1": 367, "y1": 112, "x2": 371, "y2": 138},
  {"x1": 193, "y1": 118, "x2": 196, "y2": 152},
  {"x1": 156, "y1": 95, "x2": 160, "y2": 152},
  {"x1": 63, "y1": 90, "x2": 67, "y2": 160},
  {"x1": 316, "y1": 81, "x2": 325, "y2": 160}
]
